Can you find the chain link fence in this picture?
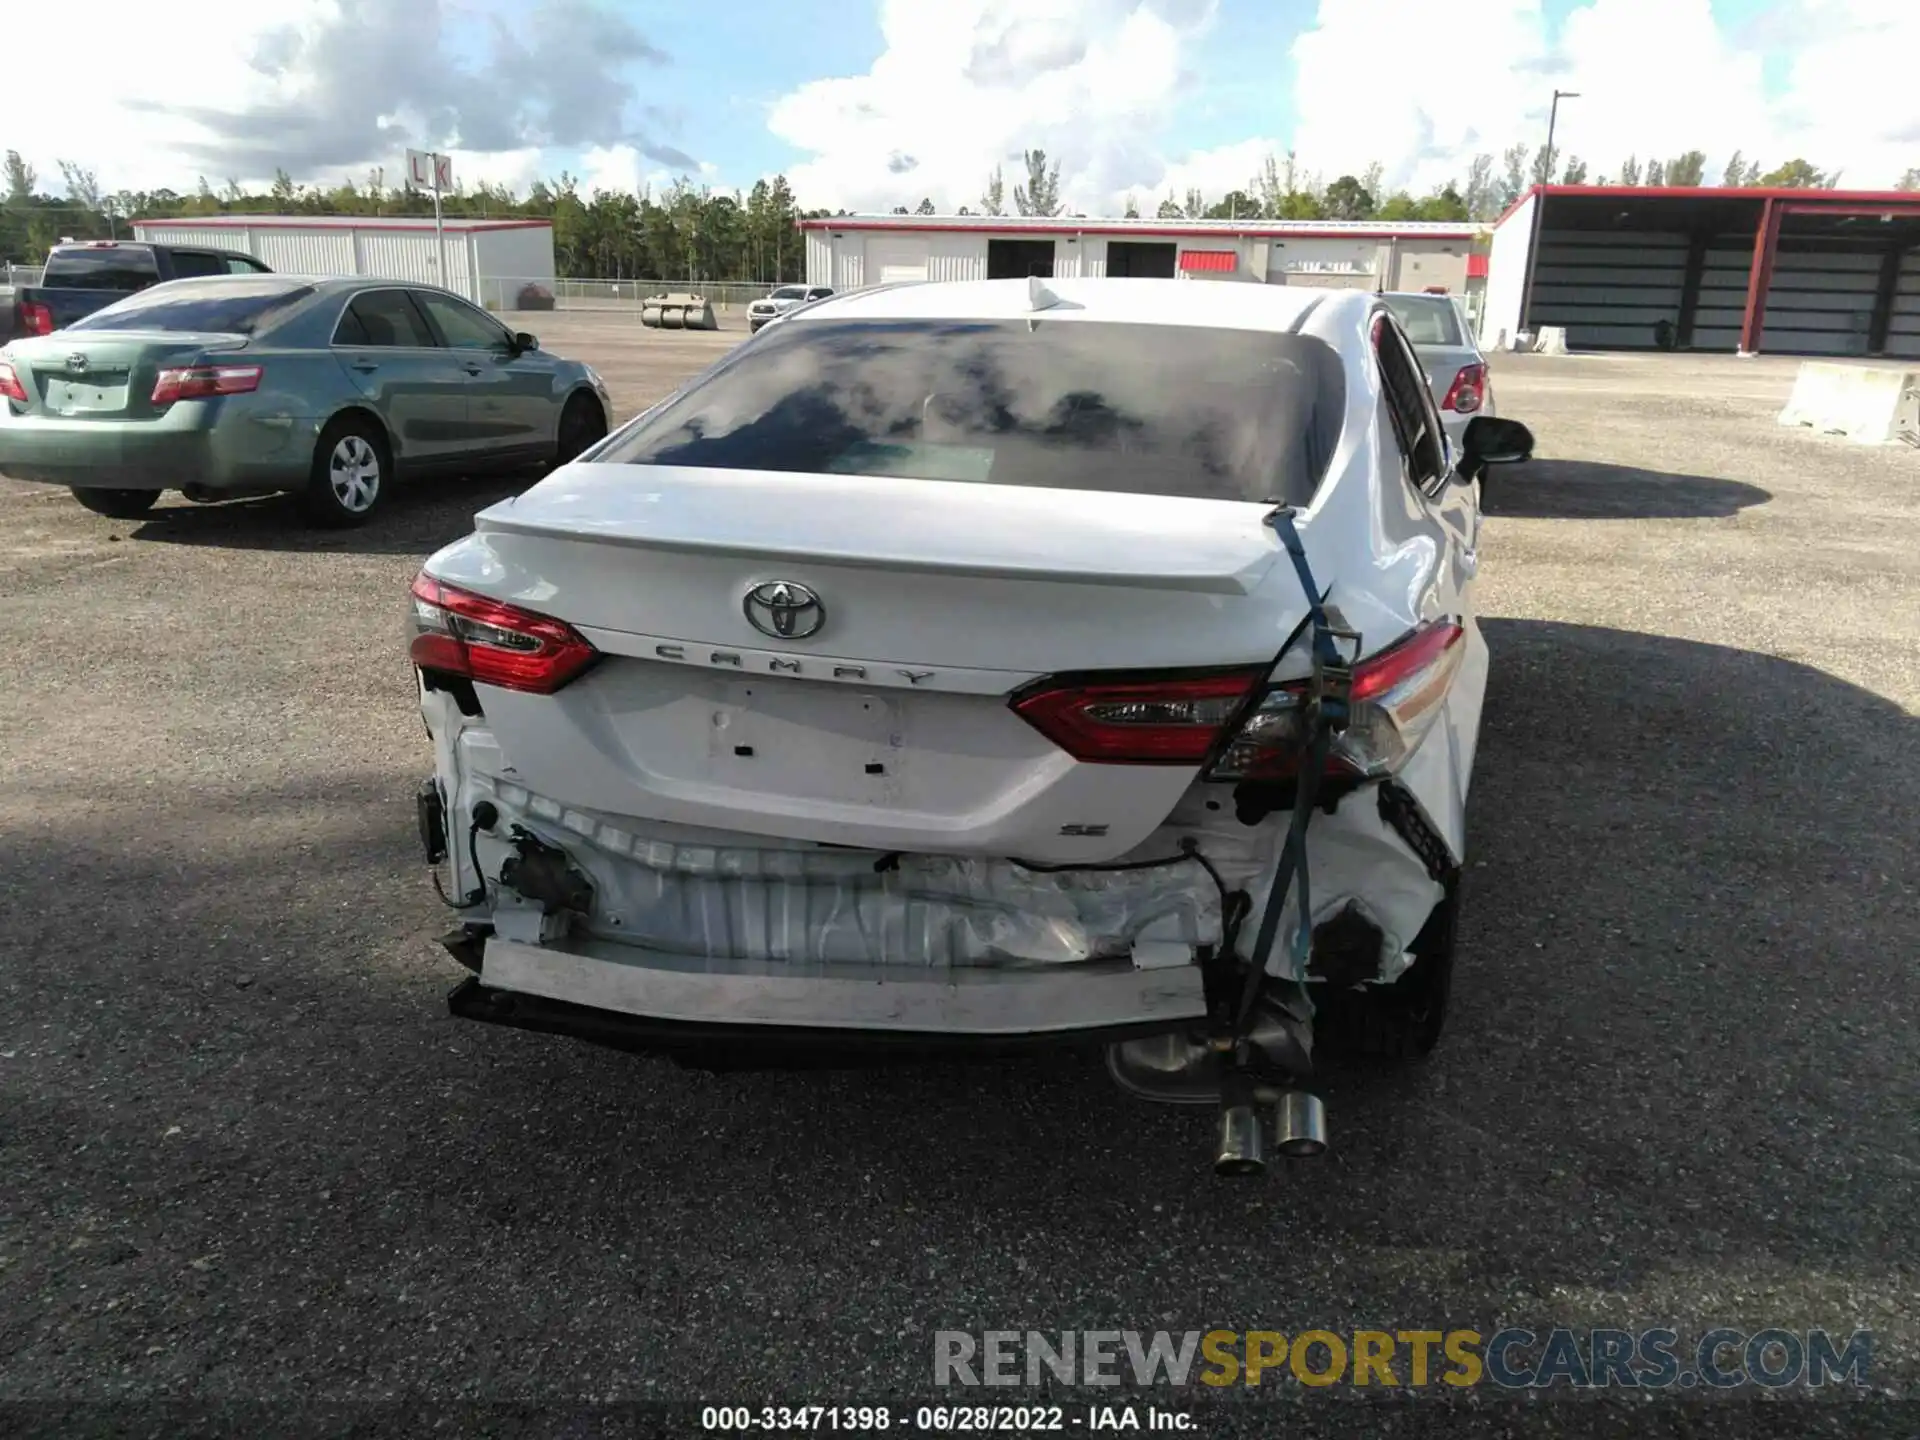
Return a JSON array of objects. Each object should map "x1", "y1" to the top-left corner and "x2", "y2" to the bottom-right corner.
[
  {"x1": 477, "y1": 276, "x2": 776, "y2": 316},
  {"x1": 1, "y1": 263, "x2": 44, "y2": 296}
]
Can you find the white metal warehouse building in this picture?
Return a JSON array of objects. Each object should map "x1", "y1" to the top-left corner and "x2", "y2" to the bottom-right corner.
[
  {"x1": 129, "y1": 215, "x2": 556, "y2": 304},
  {"x1": 801, "y1": 214, "x2": 1490, "y2": 311}
]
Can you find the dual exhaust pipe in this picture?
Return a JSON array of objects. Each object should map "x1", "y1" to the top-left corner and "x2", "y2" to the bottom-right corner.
[{"x1": 1215, "y1": 1091, "x2": 1328, "y2": 1177}]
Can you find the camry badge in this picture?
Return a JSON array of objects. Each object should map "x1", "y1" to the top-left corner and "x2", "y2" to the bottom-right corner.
[{"x1": 743, "y1": 580, "x2": 824, "y2": 640}]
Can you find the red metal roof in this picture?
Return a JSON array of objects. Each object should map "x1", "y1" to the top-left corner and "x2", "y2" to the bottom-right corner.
[
  {"x1": 133, "y1": 216, "x2": 552, "y2": 234},
  {"x1": 1490, "y1": 183, "x2": 1920, "y2": 230},
  {"x1": 1178, "y1": 250, "x2": 1238, "y2": 272},
  {"x1": 798, "y1": 217, "x2": 1482, "y2": 241}
]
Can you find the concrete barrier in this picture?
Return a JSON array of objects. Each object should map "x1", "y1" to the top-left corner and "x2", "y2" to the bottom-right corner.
[
  {"x1": 640, "y1": 292, "x2": 718, "y2": 331},
  {"x1": 1533, "y1": 326, "x2": 1569, "y2": 355},
  {"x1": 1778, "y1": 362, "x2": 1920, "y2": 446}
]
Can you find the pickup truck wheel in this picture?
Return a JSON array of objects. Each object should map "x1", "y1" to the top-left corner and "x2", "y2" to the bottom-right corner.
[
  {"x1": 553, "y1": 393, "x2": 607, "y2": 468},
  {"x1": 1318, "y1": 878, "x2": 1457, "y2": 1063},
  {"x1": 71, "y1": 487, "x2": 161, "y2": 519},
  {"x1": 301, "y1": 417, "x2": 389, "y2": 527}
]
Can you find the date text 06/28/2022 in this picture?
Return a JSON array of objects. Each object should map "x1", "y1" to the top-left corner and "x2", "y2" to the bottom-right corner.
[{"x1": 700, "y1": 1405, "x2": 1192, "y2": 1431}]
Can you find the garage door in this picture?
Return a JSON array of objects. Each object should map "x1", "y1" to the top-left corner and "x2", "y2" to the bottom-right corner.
[{"x1": 866, "y1": 238, "x2": 929, "y2": 285}]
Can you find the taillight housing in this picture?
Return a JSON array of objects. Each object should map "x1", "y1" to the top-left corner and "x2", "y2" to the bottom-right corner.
[
  {"x1": 18, "y1": 301, "x2": 53, "y2": 336},
  {"x1": 1013, "y1": 620, "x2": 1467, "y2": 781},
  {"x1": 1011, "y1": 670, "x2": 1263, "y2": 765},
  {"x1": 0, "y1": 360, "x2": 25, "y2": 404},
  {"x1": 1441, "y1": 363, "x2": 1486, "y2": 414},
  {"x1": 409, "y1": 573, "x2": 599, "y2": 695},
  {"x1": 151, "y1": 364, "x2": 262, "y2": 406}
]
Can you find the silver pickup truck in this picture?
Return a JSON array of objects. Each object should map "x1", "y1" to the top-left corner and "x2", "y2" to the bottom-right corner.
[{"x1": 746, "y1": 283, "x2": 835, "y2": 334}]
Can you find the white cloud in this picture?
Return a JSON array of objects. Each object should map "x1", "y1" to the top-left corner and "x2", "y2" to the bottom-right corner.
[
  {"x1": 3, "y1": 0, "x2": 690, "y2": 203},
  {"x1": 581, "y1": 144, "x2": 648, "y2": 199},
  {"x1": 1288, "y1": 0, "x2": 1919, "y2": 193},
  {"x1": 6, "y1": 0, "x2": 337, "y2": 195},
  {"x1": 768, "y1": 0, "x2": 1217, "y2": 214},
  {"x1": 451, "y1": 148, "x2": 546, "y2": 197},
  {"x1": 772, "y1": 0, "x2": 1920, "y2": 216}
]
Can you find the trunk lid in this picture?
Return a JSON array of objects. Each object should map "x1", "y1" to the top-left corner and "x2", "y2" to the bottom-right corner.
[
  {"x1": 1415, "y1": 344, "x2": 1480, "y2": 410},
  {"x1": 439, "y1": 464, "x2": 1303, "y2": 860},
  {"x1": 473, "y1": 462, "x2": 1286, "y2": 671},
  {"x1": 2, "y1": 331, "x2": 246, "y2": 419}
]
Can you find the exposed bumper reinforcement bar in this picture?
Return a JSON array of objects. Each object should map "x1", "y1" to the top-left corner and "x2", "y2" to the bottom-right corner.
[
  {"x1": 448, "y1": 977, "x2": 1196, "y2": 1069},
  {"x1": 476, "y1": 935, "x2": 1210, "y2": 1035}
]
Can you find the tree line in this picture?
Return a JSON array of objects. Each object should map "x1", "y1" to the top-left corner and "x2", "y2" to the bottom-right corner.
[
  {"x1": 941, "y1": 148, "x2": 1914, "y2": 227},
  {"x1": 0, "y1": 151, "x2": 820, "y2": 282},
  {"x1": 5, "y1": 144, "x2": 1914, "y2": 275}
]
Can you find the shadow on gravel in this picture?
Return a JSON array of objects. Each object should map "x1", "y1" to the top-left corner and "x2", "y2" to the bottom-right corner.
[
  {"x1": 1487, "y1": 459, "x2": 1772, "y2": 520},
  {"x1": 4, "y1": 621, "x2": 1915, "y2": 1404},
  {"x1": 117, "y1": 471, "x2": 530, "y2": 557}
]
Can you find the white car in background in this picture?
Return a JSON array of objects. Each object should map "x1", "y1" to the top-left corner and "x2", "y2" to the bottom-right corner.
[
  {"x1": 747, "y1": 283, "x2": 835, "y2": 333},
  {"x1": 408, "y1": 278, "x2": 1534, "y2": 1176},
  {"x1": 1380, "y1": 290, "x2": 1496, "y2": 453}
]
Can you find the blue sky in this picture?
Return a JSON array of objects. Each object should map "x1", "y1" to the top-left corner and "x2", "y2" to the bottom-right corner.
[
  {"x1": 14, "y1": 0, "x2": 1917, "y2": 209},
  {"x1": 530, "y1": 0, "x2": 1912, "y2": 208}
]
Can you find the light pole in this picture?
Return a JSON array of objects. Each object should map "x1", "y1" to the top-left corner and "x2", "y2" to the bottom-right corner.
[{"x1": 1517, "y1": 88, "x2": 1578, "y2": 341}]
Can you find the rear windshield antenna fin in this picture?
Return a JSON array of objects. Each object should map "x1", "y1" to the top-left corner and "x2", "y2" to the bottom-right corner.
[{"x1": 1028, "y1": 275, "x2": 1062, "y2": 312}]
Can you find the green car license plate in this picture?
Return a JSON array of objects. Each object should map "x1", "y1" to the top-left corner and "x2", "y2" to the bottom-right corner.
[{"x1": 42, "y1": 378, "x2": 130, "y2": 415}]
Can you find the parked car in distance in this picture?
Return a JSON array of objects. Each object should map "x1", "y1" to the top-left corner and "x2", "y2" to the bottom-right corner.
[
  {"x1": 747, "y1": 283, "x2": 835, "y2": 333},
  {"x1": 1379, "y1": 290, "x2": 1495, "y2": 454},
  {"x1": 0, "y1": 274, "x2": 612, "y2": 527},
  {"x1": 409, "y1": 276, "x2": 1535, "y2": 1177},
  {"x1": 9, "y1": 240, "x2": 272, "y2": 339}
]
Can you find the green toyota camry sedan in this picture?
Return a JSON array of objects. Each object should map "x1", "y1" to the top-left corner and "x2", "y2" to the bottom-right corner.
[{"x1": 0, "y1": 275, "x2": 612, "y2": 527}]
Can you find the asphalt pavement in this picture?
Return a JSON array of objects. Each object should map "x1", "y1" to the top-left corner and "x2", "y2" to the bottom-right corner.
[{"x1": 1, "y1": 321, "x2": 1915, "y2": 1438}]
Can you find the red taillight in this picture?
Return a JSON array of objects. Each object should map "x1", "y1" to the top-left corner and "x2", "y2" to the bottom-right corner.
[
  {"x1": 1441, "y1": 363, "x2": 1486, "y2": 414},
  {"x1": 409, "y1": 572, "x2": 598, "y2": 695},
  {"x1": 0, "y1": 361, "x2": 25, "y2": 403},
  {"x1": 1012, "y1": 670, "x2": 1263, "y2": 765},
  {"x1": 1013, "y1": 621, "x2": 1467, "y2": 780},
  {"x1": 18, "y1": 301, "x2": 54, "y2": 336},
  {"x1": 151, "y1": 364, "x2": 262, "y2": 406}
]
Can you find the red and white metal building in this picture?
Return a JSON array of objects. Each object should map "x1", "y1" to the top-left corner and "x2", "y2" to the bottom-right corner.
[
  {"x1": 1481, "y1": 185, "x2": 1920, "y2": 357},
  {"x1": 129, "y1": 215, "x2": 556, "y2": 304},
  {"x1": 801, "y1": 214, "x2": 1490, "y2": 308}
]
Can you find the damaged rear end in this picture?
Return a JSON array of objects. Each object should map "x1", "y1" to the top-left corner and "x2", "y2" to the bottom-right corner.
[{"x1": 410, "y1": 301, "x2": 1485, "y2": 1173}]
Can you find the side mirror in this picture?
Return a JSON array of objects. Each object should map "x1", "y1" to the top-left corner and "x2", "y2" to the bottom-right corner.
[
  {"x1": 512, "y1": 331, "x2": 539, "y2": 353},
  {"x1": 1458, "y1": 415, "x2": 1533, "y2": 477}
]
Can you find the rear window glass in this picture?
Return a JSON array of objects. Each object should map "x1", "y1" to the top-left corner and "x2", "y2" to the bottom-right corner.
[
  {"x1": 600, "y1": 318, "x2": 1346, "y2": 507},
  {"x1": 168, "y1": 251, "x2": 230, "y2": 279},
  {"x1": 42, "y1": 246, "x2": 160, "y2": 292},
  {"x1": 1381, "y1": 295, "x2": 1463, "y2": 348},
  {"x1": 69, "y1": 277, "x2": 315, "y2": 335}
]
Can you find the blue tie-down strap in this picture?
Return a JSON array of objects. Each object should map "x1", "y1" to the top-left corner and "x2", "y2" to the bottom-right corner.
[{"x1": 1232, "y1": 509, "x2": 1362, "y2": 1032}]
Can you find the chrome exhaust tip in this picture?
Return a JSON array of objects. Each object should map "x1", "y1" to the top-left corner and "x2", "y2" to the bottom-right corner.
[
  {"x1": 1214, "y1": 1102, "x2": 1267, "y2": 1177},
  {"x1": 1274, "y1": 1090, "x2": 1328, "y2": 1158}
]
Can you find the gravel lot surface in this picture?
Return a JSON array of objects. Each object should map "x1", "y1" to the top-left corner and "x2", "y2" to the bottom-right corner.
[{"x1": 2, "y1": 317, "x2": 1915, "y2": 1437}]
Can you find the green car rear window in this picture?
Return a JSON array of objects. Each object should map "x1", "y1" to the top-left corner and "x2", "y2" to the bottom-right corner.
[{"x1": 69, "y1": 279, "x2": 316, "y2": 335}]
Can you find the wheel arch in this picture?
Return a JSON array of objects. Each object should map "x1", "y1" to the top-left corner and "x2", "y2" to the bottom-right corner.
[
  {"x1": 318, "y1": 404, "x2": 397, "y2": 465},
  {"x1": 561, "y1": 385, "x2": 607, "y2": 428}
]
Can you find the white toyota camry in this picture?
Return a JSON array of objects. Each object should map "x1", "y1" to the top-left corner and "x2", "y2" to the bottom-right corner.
[{"x1": 409, "y1": 277, "x2": 1533, "y2": 1175}]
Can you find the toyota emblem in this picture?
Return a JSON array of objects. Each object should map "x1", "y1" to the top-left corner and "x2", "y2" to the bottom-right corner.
[
  {"x1": 66, "y1": 354, "x2": 89, "y2": 374},
  {"x1": 743, "y1": 580, "x2": 824, "y2": 639}
]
